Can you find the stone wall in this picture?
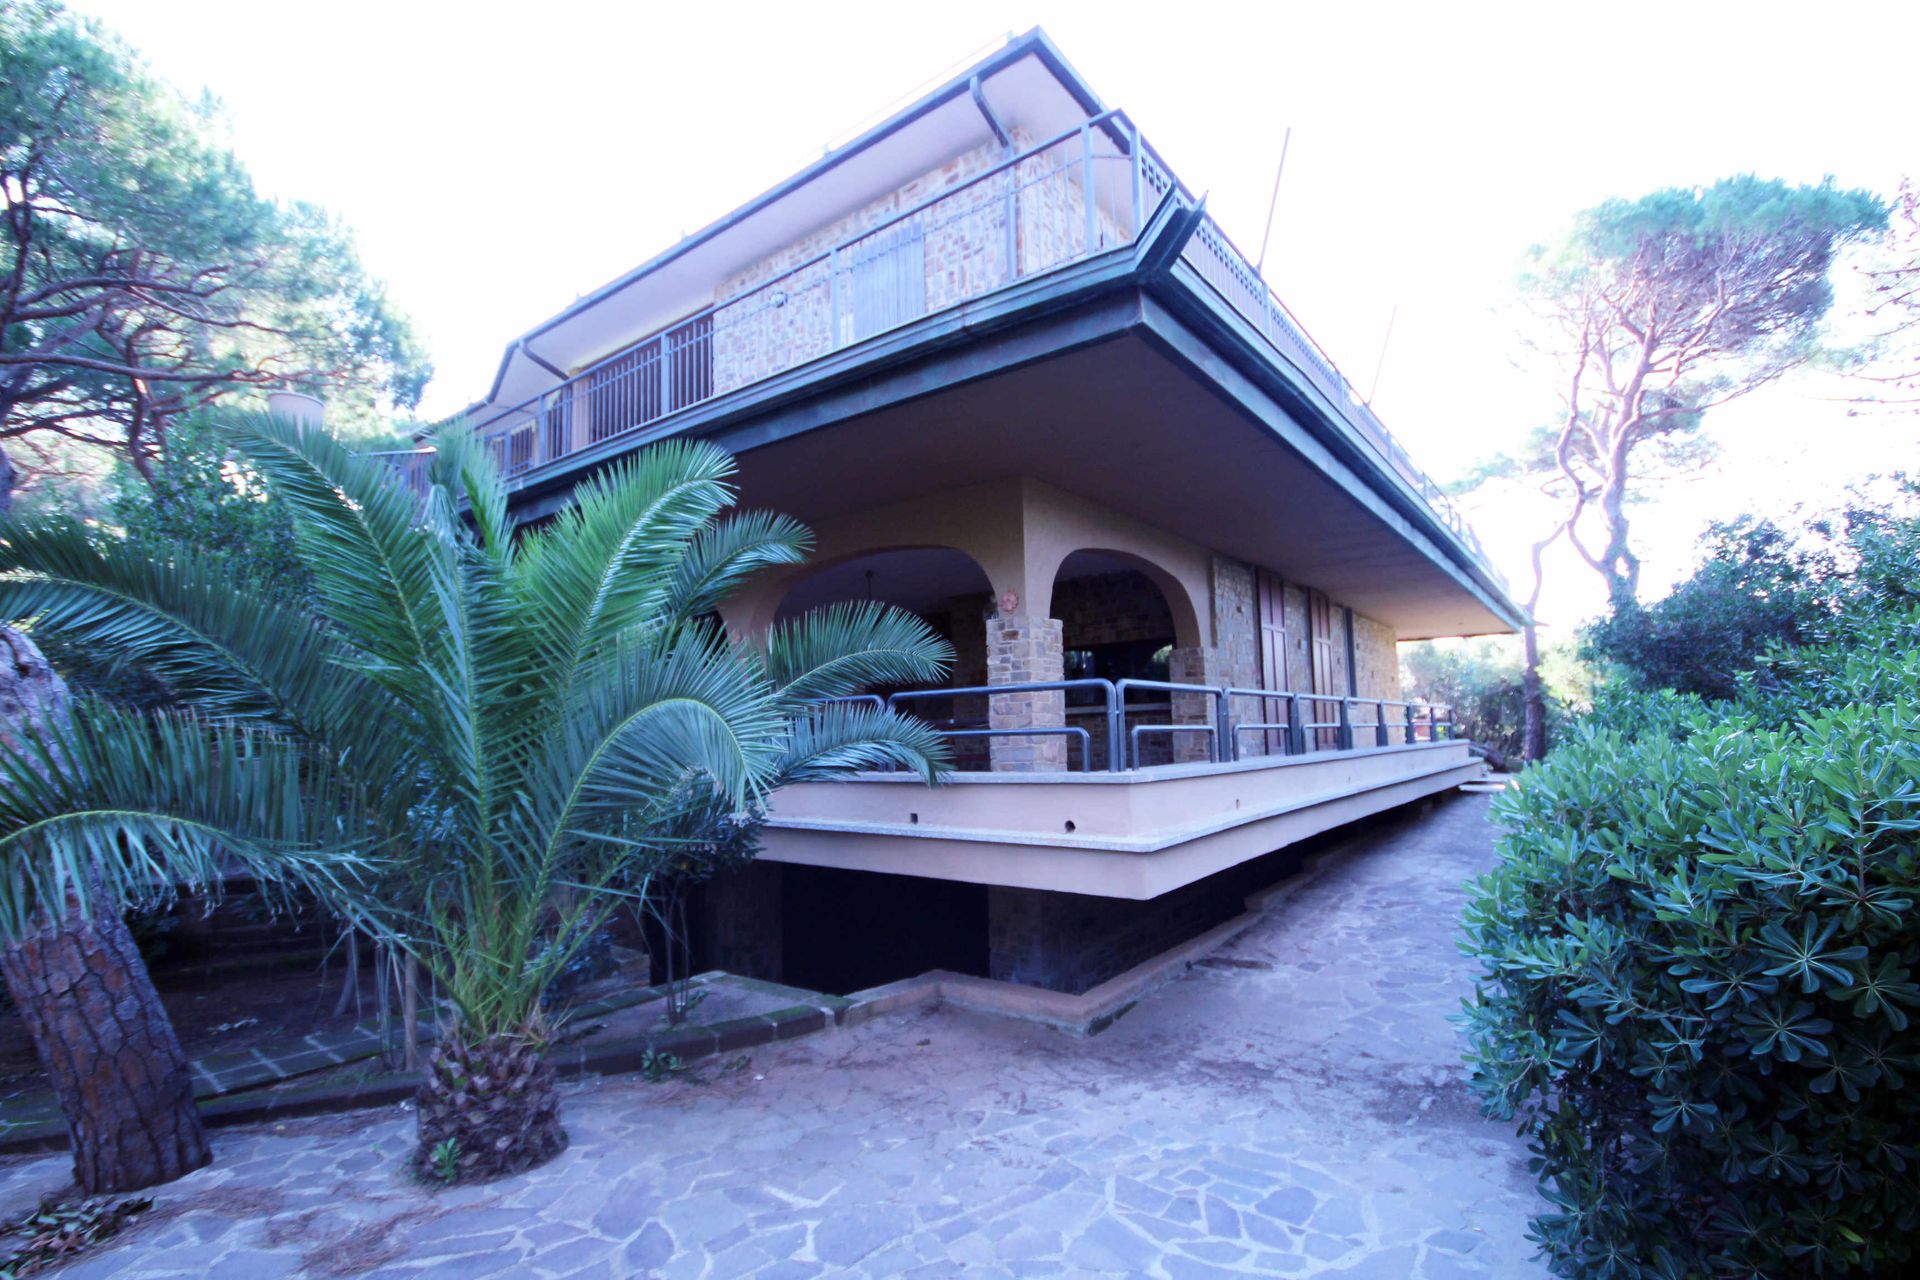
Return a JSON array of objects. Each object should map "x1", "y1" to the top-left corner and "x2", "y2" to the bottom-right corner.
[
  {"x1": 706, "y1": 127, "x2": 1129, "y2": 397},
  {"x1": 986, "y1": 612, "x2": 1066, "y2": 772},
  {"x1": 1050, "y1": 569, "x2": 1175, "y2": 647},
  {"x1": 1351, "y1": 612, "x2": 1398, "y2": 703}
]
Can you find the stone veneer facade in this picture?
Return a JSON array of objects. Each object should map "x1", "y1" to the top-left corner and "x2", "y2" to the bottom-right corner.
[{"x1": 701, "y1": 129, "x2": 1129, "y2": 398}]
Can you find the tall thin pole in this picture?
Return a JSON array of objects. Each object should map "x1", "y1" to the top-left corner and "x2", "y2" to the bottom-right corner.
[
  {"x1": 1366, "y1": 306, "x2": 1399, "y2": 406},
  {"x1": 1254, "y1": 127, "x2": 1293, "y2": 275}
]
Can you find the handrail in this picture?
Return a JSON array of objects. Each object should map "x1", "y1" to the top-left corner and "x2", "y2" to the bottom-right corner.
[
  {"x1": 874, "y1": 676, "x2": 1451, "y2": 773},
  {"x1": 889, "y1": 678, "x2": 1121, "y2": 769}
]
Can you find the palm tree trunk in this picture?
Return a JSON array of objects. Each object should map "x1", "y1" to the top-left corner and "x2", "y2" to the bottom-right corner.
[{"x1": 0, "y1": 901, "x2": 212, "y2": 1192}]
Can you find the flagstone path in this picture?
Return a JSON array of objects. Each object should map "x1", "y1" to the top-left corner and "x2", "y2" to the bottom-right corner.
[{"x1": 0, "y1": 791, "x2": 1544, "y2": 1277}]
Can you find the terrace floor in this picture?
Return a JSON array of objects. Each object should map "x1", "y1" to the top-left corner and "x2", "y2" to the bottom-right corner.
[{"x1": 1, "y1": 792, "x2": 1544, "y2": 1278}]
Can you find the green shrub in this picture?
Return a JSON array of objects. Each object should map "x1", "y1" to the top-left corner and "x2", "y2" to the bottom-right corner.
[
  {"x1": 1401, "y1": 636, "x2": 1589, "y2": 762},
  {"x1": 1461, "y1": 645, "x2": 1920, "y2": 1276},
  {"x1": 1584, "y1": 517, "x2": 1819, "y2": 700}
]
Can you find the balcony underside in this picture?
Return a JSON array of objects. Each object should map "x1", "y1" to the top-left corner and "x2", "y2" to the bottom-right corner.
[{"x1": 760, "y1": 740, "x2": 1481, "y2": 899}]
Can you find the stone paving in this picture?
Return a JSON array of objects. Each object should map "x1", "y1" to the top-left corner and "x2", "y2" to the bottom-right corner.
[{"x1": 0, "y1": 792, "x2": 1544, "y2": 1277}]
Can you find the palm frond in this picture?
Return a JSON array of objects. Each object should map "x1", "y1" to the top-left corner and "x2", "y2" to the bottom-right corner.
[
  {"x1": 218, "y1": 413, "x2": 450, "y2": 693},
  {"x1": 761, "y1": 600, "x2": 955, "y2": 703},
  {"x1": 513, "y1": 440, "x2": 736, "y2": 687},
  {"x1": 0, "y1": 701, "x2": 377, "y2": 942},
  {"x1": 0, "y1": 516, "x2": 398, "y2": 758},
  {"x1": 428, "y1": 421, "x2": 516, "y2": 564},
  {"x1": 660, "y1": 509, "x2": 812, "y2": 625},
  {"x1": 771, "y1": 703, "x2": 952, "y2": 785},
  {"x1": 530, "y1": 628, "x2": 783, "y2": 861}
]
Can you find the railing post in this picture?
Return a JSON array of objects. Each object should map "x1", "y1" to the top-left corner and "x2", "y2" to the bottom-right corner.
[
  {"x1": 1338, "y1": 699, "x2": 1352, "y2": 752},
  {"x1": 659, "y1": 332, "x2": 672, "y2": 415},
  {"x1": 827, "y1": 246, "x2": 840, "y2": 350},
  {"x1": 1288, "y1": 694, "x2": 1305, "y2": 756},
  {"x1": 1218, "y1": 689, "x2": 1235, "y2": 763},
  {"x1": 1081, "y1": 121, "x2": 1097, "y2": 256},
  {"x1": 1405, "y1": 706, "x2": 1417, "y2": 745},
  {"x1": 1376, "y1": 701, "x2": 1388, "y2": 748},
  {"x1": 1128, "y1": 117, "x2": 1144, "y2": 237},
  {"x1": 1105, "y1": 682, "x2": 1122, "y2": 774}
]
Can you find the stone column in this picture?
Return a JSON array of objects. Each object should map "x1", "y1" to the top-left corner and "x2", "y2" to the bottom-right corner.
[{"x1": 986, "y1": 612, "x2": 1066, "y2": 772}]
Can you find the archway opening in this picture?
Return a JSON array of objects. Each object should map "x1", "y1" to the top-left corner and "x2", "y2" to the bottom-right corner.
[
  {"x1": 1049, "y1": 550, "x2": 1183, "y2": 768},
  {"x1": 776, "y1": 545, "x2": 995, "y2": 769}
]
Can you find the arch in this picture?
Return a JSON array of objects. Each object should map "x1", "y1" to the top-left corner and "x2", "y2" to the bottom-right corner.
[
  {"x1": 1043, "y1": 547, "x2": 1205, "y2": 651},
  {"x1": 720, "y1": 542, "x2": 997, "y2": 641}
]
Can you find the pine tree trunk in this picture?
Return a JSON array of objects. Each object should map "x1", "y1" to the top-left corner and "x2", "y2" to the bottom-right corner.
[
  {"x1": 1522, "y1": 621, "x2": 1548, "y2": 763},
  {"x1": 0, "y1": 906, "x2": 213, "y2": 1193},
  {"x1": 1, "y1": 626, "x2": 212, "y2": 1192}
]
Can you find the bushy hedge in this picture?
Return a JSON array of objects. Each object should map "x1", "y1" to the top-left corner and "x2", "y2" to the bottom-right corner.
[{"x1": 1461, "y1": 621, "x2": 1920, "y2": 1276}]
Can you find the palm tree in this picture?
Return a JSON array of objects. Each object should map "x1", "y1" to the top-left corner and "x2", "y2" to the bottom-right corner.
[{"x1": 0, "y1": 417, "x2": 951, "y2": 1182}]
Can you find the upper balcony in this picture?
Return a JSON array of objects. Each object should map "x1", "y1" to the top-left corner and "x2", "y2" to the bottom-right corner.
[{"x1": 390, "y1": 110, "x2": 1500, "y2": 589}]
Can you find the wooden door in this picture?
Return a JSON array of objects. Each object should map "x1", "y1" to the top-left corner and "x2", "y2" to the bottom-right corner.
[
  {"x1": 1308, "y1": 589, "x2": 1335, "y2": 749},
  {"x1": 1255, "y1": 571, "x2": 1289, "y2": 754}
]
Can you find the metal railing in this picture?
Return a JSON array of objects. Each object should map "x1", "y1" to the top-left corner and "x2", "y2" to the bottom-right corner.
[
  {"x1": 382, "y1": 109, "x2": 1497, "y2": 583},
  {"x1": 1137, "y1": 140, "x2": 1499, "y2": 580},
  {"x1": 864, "y1": 677, "x2": 1452, "y2": 774},
  {"x1": 452, "y1": 114, "x2": 1140, "y2": 484}
]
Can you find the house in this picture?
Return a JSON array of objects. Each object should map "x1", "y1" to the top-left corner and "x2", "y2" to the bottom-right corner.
[{"x1": 431, "y1": 31, "x2": 1523, "y2": 998}]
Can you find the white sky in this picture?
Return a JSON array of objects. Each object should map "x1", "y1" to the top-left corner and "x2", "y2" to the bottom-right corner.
[{"x1": 66, "y1": 0, "x2": 1920, "y2": 631}]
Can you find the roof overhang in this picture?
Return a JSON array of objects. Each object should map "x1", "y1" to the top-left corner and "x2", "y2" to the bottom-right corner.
[{"x1": 500, "y1": 206, "x2": 1524, "y2": 636}]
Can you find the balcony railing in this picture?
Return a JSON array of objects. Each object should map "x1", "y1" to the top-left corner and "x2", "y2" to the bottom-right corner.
[
  {"x1": 391, "y1": 110, "x2": 1497, "y2": 582},
  {"x1": 836, "y1": 678, "x2": 1457, "y2": 774}
]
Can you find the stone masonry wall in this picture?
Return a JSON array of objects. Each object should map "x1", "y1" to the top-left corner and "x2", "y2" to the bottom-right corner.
[
  {"x1": 1049, "y1": 570, "x2": 1175, "y2": 648},
  {"x1": 986, "y1": 612, "x2": 1066, "y2": 772},
  {"x1": 1352, "y1": 612, "x2": 1398, "y2": 703},
  {"x1": 708, "y1": 127, "x2": 1128, "y2": 397},
  {"x1": 985, "y1": 839, "x2": 1315, "y2": 994}
]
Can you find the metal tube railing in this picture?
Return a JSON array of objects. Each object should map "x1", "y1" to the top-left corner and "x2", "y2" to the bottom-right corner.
[
  {"x1": 887, "y1": 678, "x2": 1121, "y2": 771},
  {"x1": 939, "y1": 726, "x2": 1093, "y2": 772},
  {"x1": 862, "y1": 677, "x2": 1451, "y2": 774},
  {"x1": 1129, "y1": 723, "x2": 1216, "y2": 770}
]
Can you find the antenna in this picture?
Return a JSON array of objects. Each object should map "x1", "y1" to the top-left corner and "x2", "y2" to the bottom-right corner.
[
  {"x1": 1254, "y1": 126, "x2": 1292, "y2": 276},
  {"x1": 1365, "y1": 306, "x2": 1399, "y2": 406}
]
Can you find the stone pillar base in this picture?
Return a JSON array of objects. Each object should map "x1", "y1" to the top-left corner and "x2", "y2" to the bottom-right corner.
[{"x1": 986, "y1": 613, "x2": 1066, "y2": 772}]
